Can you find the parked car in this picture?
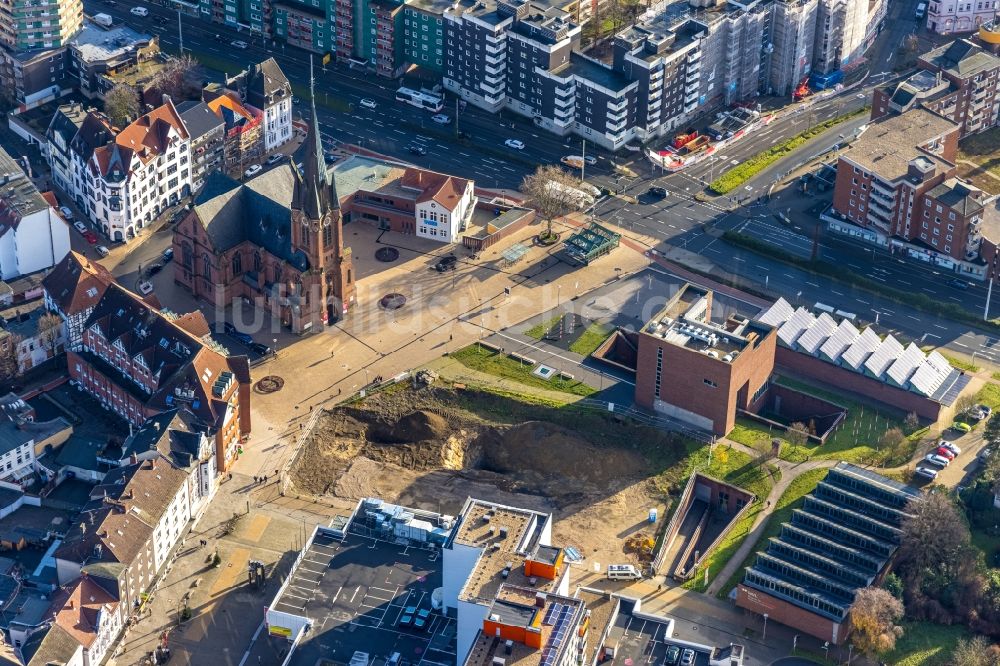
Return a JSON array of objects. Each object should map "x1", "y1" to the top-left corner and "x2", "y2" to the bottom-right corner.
[
  {"x1": 266, "y1": 154, "x2": 285, "y2": 166},
  {"x1": 504, "y1": 139, "x2": 525, "y2": 150},
  {"x1": 59, "y1": 205, "x2": 74, "y2": 220},
  {"x1": 914, "y1": 467, "x2": 939, "y2": 481},
  {"x1": 681, "y1": 649, "x2": 696, "y2": 666},
  {"x1": 950, "y1": 278, "x2": 970, "y2": 290},
  {"x1": 952, "y1": 421, "x2": 972, "y2": 433},
  {"x1": 130, "y1": 6, "x2": 148, "y2": 15},
  {"x1": 244, "y1": 164, "x2": 262, "y2": 178},
  {"x1": 96, "y1": 245, "x2": 110, "y2": 258},
  {"x1": 935, "y1": 446, "x2": 956, "y2": 460},
  {"x1": 925, "y1": 453, "x2": 951, "y2": 467},
  {"x1": 73, "y1": 221, "x2": 88, "y2": 234},
  {"x1": 222, "y1": 322, "x2": 238, "y2": 335},
  {"x1": 83, "y1": 230, "x2": 98, "y2": 245},
  {"x1": 583, "y1": 155, "x2": 598, "y2": 166},
  {"x1": 648, "y1": 186, "x2": 668, "y2": 198},
  {"x1": 146, "y1": 263, "x2": 164, "y2": 276},
  {"x1": 137, "y1": 280, "x2": 154, "y2": 295},
  {"x1": 231, "y1": 39, "x2": 248, "y2": 49},
  {"x1": 249, "y1": 342, "x2": 272, "y2": 356},
  {"x1": 435, "y1": 255, "x2": 457, "y2": 272},
  {"x1": 407, "y1": 144, "x2": 427, "y2": 156},
  {"x1": 162, "y1": 247, "x2": 174, "y2": 262},
  {"x1": 980, "y1": 447, "x2": 993, "y2": 462},
  {"x1": 230, "y1": 331, "x2": 253, "y2": 346},
  {"x1": 664, "y1": 646, "x2": 681, "y2": 665},
  {"x1": 359, "y1": 98, "x2": 377, "y2": 110},
  {"x1": 979, "y1": 404, "x2": 993, "y2": 418},
  {"x1": 939, "y1": 440, "x2": 961, "y2": 456},
  {"x1": 431, "y1": 114, "x2": 451, "y2": 125}
]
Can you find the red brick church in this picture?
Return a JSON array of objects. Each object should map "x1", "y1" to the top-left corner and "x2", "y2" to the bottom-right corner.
[{"x1": 171, "y1": 96, "x2": 355, "y2": 334}]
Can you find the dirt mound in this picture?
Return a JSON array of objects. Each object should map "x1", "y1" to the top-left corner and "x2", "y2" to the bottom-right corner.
[
  {"x1": 391, "y1": 410, "x2": 449, "y2": 442},
  {"x1": 481, "y1": 421, "x2": 647, "y2": 484}
]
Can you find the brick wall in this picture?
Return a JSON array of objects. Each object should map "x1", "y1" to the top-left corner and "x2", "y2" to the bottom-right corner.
[
  {"x1": 774, "y1": 347, "x2": 943, "y2": 420},
  {"x1": 735, "y1": 584, "x2": 845, "y2": 644}
]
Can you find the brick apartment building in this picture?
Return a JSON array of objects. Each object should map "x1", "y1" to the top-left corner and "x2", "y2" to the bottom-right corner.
[
  {"x1": 42, "y1": 252, "x2": 252, "y2": 472},
  {"x1": 633, "y1": 284, "x2": 777, "y2": 436},
  {"x1": 872, "y1": 39, "x2": 1000, "y2": 138},
  {"x1": 828, "y1": 108, "x2": 997, "y2": 273}
]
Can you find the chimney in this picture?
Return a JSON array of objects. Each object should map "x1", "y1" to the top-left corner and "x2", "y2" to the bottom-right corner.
[
  {"x1": 68, "y1": 600, "x2": 74, "y2": 609},
  {"x1": 535, "y1": 592, "x2": 547, "y2": 608},
  {"x1": 130, "y1": 452, "x2": 138, "y2": 465}
]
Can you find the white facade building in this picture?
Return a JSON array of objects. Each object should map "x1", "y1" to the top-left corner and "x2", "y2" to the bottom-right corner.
[
  {"x1": 927, "y1": 0, "x2": 999, "y2": 34},
  {"x1": 86, "y1": 100, "x2": 191, "y2": 242},
  {"x1": 235, "y1": 58, "x2": 293, "y2": 153},
  {"x1": 414, "y1": 178, "x2": 476, "y2": 243}
]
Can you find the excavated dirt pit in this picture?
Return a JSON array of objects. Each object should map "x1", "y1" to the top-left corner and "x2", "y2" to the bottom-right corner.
[{"x1": 289, "y1": 385, "x2": 675, "y2": 570}]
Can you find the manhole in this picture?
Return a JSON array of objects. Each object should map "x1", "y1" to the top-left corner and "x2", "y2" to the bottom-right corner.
[
  {"x1": 254, "y1": 376, "x2": 284, "y2": 393},
  {"x1": 379, "y1": 293, "x2": 407, "y2": 310},
  {"x1": 375, "y1": 247, "x2": 400, "y2": 262}
]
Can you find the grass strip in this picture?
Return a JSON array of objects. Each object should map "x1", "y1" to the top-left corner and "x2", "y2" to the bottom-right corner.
[
  {"x1": 449, "y1": 344, "x2": 596, "y2": 396},
  {"x1": 709, "y1": 107, "x2": 869, "y2": 194}
]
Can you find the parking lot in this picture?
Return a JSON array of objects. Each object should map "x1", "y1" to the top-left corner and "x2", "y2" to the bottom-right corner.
[
  {"x1": 607, "y1": 600, "x2": 712, "y2": 666},
  {"x1": 271, "y1": 530, "x2": 455, "y2": 666}
]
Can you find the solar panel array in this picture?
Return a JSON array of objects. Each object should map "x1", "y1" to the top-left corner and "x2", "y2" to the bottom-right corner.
[
  {"x1": 540, "y1": 603, "x2": 574, "y2": 666},
  {"x1": 757, "y1": 299, "x2": 956, "y2": 397}
]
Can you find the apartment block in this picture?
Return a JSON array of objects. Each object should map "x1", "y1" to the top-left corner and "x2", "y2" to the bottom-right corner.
[
  {"x1": 872, "y1": 39, "x2": 1000, "y2": 138},
  {"x1": 402, "y1": 0, "x2": 448, "y2": 72},
  {"x1": 176, "y1": 101, "x2": 225, "y2": 193},
  {"x1": 768, "y1": 0, "x2": 818, "y2": 95},
  {"x1": 927, "y1": 0, "x2": 998, "y2": 34},
  {"x1": 66, "y1": 21, "x2": 158, "y2": 101},
  {"x1": 827, "y1": 109, "x2": 997, "y2": 271},
  {"x1": 0, "y1": 0, "x2": 82, "y2": 53},
  {"x1": 228, "y1": 57, "x2": 294, "y2": 152}
]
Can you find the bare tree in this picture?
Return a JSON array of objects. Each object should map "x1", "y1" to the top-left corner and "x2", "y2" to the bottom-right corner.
[
  {"x1": 879, "y1": 427, "x2": 906, "y2": 457},
  {"x1": 785, "y1": 421, "x2": 809, "y2": 447},
  {"x1": 105, "y1": 84, "x2": 140, "y2": 128},
  {"x1": 36, "y1": 313, "x2": 63, "y2": 354},
  {"x1": 151, "y1": 54, "x2": 203, "y2": 101},
  {"x1": 955, "y1": 394, "x2": 978, "y2": 418},
  {"x1": 850, "y1": 587, "x2": 904, "y2": 656},
  {"x1": 898, "y1": 493, "x2": 972, "y2": 572},
  {"x1": 521, "y1": 165, "x2": 588, "y2": 241},
  {"x1": 904, "y1": 411, "x2": 920, "y2": 431},
  {"x1": 0, "y1": 333, "x2": 19, "y2": 384}
]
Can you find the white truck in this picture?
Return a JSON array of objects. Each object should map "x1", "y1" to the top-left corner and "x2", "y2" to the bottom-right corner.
[{"x1": 93, "y1": 12, "x2": 113, "y2": 26}]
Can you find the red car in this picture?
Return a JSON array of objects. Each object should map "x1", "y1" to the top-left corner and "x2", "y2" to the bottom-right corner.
[
  {"x1": 83, "y1": 230, "x2": 98, "y2": 245},
  {"x1": 935, "y1": 446, "x2": 956, "y2": 460}
]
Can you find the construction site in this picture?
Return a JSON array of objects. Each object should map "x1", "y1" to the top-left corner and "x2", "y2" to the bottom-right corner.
[{"x1": 288, "y1": 382, "x2": 703, "y2": 574}]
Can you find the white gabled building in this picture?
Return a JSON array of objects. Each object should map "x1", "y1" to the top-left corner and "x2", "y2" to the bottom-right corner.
[
  {"x1": 233, "y1": 58, "x2": 293, "y2": 153},
  {"x1": 86, "y1": 99, "x2": 191, "y2": 242}
]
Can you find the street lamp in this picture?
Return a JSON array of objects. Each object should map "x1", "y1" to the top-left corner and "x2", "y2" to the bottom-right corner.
[
  {"x1": 762, "y1": 613, "x2": 769, "y2": 641},
  {"x1": 823, "y1": 642, "x2": 830, "y2": 663}
]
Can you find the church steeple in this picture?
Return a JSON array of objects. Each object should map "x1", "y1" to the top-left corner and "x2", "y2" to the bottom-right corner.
[{"x1": 292, "y1": 57, "x2": 338, "y2": 221}]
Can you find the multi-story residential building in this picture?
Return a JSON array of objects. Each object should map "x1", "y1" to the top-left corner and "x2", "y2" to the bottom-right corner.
[
  {"x1": 204, "y1": 91, "x2": 264, "y2": 174},
  {"x1": 402, "y1": 0, "x2": 448, "y2": 73},
  {"x1": 0, "y1": 0, "x2": 82, "y2": 52},
  {"x1": 42, "y1": 250, "x2": 114, "y2": 351},
  {"x1": 0, "y1": 146, "x2": 71, "y2": 280},
  {"x1": 171, "y1": 107, "x2": 357, "y2": 333},
  {"x1": 60, "y1": 279, "x2": 251, "y2": 471},
  {"x1": 86, "y1": 99, "x2": 191, "y2": 242},
  {"x1": 273, "y1": 0, "x2": 336, "y2": 54},
  {"x1": 45, "y1": 102, "x2": 86, "y2": 194},
  {"x1": 1, "y1": 300, "x2": 66, "y2": 377},
  {"x1": 828, "y1": 108, "x2": 998, "y2": 275},
  {"x1": 768, "y1": 0, "x2": 818, "y2": 95},
  {"x1": 926, "y1": 0, "x2": 998, "y2": 34},
  {"x1": 49, "y1": 575, "x2": 122, "y2": 666},
  {"x1": 873, "y1": 39, "x2": 1000, "y2": 138},
  {"x1": 176, "y1": 101, "x2": 225, "y2": 193},
  {"x1": 66, "y1": 21, "x2": 158, "y2": 101},
  {"x1": 229, "y1": 58, "x2": 293, "y2": 152},
  {"x1": 64, "y1": 110, "x2": 115, "y2": 211}
]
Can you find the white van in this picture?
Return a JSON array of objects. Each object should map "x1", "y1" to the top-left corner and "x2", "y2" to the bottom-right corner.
[
  {"x1": 915, "y1": 2, "x2": 927, "y2": 18},
  {"x1": 93, "y1": 12, "x2": 113, "y2": 27},
  {"x1": 606, "y1": 564, "x2": 642, "y2": 581}
]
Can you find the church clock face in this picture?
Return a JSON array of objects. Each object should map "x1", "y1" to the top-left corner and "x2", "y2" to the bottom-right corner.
[{"x1": 322, "y1": 214, "x2": 332, "y2": 228}]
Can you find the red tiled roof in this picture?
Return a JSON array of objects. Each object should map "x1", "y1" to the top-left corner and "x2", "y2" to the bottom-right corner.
[
  {"x1": 53, "y1": 576, "x2": 119, "y2": 648},
  {"x1": 399, "y1": 169, "x2": 470, "y2": 210},
  {"x1": 42, "y1": 251, "x2": 115, "y2": 316}
]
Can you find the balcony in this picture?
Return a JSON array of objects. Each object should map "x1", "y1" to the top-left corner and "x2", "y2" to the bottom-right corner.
[
  {"x1": 608, "y1": 98, "x2": 627, "y2": 113},
  {"x1": 554, "y1": 94, "x2": 574, "y2": 109},
  {"x1": 871, "y1": 179, "x2": 895, "y2": 199},
  {"x1": 485, "y1": 63, "x2": 505, "y2": 77},
  {"x1": 607, "y1": 116, "x2": 628, "y2": 132},
  {"x1": 485, "y1": 42, "x2": 505, "y2": 55},
  {"x1": 650, "y1": 68, "x2": 663, "y2": 82},
  {"x1": 485, "y1": 52, "x2": 505, "y2": 66},
  {"x1": 687, "y1": 50, "x2": 700, "y2": 63},
  {"x1": 869, "y1": 187, "x2": 893, "y2": 206},
  {"x1": 481, "y1": 80, "x2": 503, "y2": 95}
]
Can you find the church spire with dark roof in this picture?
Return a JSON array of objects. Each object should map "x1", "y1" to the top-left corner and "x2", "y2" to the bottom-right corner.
[{"x1": 292, "y1": 57, "x2": 339, "y2": 220}]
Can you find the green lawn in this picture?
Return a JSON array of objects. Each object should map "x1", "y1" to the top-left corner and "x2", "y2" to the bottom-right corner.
[
  {"x1": 959, "y1": 126, "x2": 1000, "y2": 177},
  {"x1": 726, "y1": 376, "x2": 925, "y2": 466},
  {"x1": 883, "y1": 621, "x2": 973, "y2": 666},
  {"x1": 524, "y1": 316, "x2": 561, "y2": 341},
  {"x1": 715, "y1": 467, "x2": 830, "y2": 598},
  {"x1": 569, "y1": 323, "x2": 613, "y2": 357},
  {"x1": 449, "y1": 345, "x2": 596, "y2": 397},
  {"x1": 682, "y1": 446, "x2": 780, "y2": 592},
  {"x1": 974, "y1": 383, "x2": 1000, "y2": 411},
  {"x1": 943, "y1": 353, "x2": 981, "y2": 373}
]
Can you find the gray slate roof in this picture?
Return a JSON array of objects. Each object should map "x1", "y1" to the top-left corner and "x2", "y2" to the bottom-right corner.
[{"x1": 176, "y1": 100, "x2": 224, "y2": 142}]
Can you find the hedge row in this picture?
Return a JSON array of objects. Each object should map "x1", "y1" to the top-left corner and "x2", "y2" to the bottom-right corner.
[
  {"x1": 708, "y1": 106, "x2": 869, "y2": 195},
  {"x1": 721, "y1": 231, "x2": 1000, "y2": 333}
]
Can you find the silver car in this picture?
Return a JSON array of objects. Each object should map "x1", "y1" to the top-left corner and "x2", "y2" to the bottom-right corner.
[
  {"x1": 924, "y1": 453, "x2": 950, "y2": 467},
  {"x1": 681, "y1": 649, "x2": 696, "y2": 666}
]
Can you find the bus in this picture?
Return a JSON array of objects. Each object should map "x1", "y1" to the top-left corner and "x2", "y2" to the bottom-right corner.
[{"x1": 395, "y1": 86, "x2": 445, "y2": 112}]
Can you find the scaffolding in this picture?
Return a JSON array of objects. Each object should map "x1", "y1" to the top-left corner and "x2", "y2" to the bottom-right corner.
[{"x1": 563, "y1": 222, "x2": 622, "y2": 265}]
